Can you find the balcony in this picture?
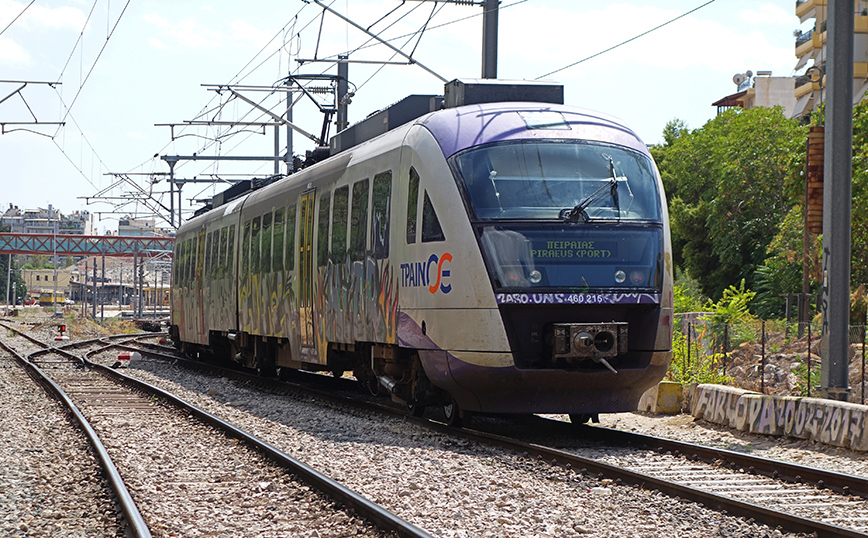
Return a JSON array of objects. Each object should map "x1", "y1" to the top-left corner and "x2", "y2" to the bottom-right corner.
[
  {"x1": 797, "y1": 0, "x2": 826, "y2": 21},
  {"x1": 795, "y1": 28, "x2": 813, "y2": 47}
]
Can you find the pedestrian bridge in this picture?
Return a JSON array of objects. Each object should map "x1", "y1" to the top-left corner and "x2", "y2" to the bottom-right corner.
[{"x1": 0, "y1": 233, "x2": 174, "y2": 258}]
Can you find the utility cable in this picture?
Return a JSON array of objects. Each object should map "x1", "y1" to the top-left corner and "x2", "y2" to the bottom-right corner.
[
  {"x1": 0, "y1": 0, "x2": 34, "y2": 37},
  {"x1": 56, "y1": 0, "x2": 100, "y2": 84},
  {"x1": 536, "y1": 0, "x2": 718, "y2": 80},
  {"x1": 58, "y1": 0, "x2": 132, "y2": 126}
]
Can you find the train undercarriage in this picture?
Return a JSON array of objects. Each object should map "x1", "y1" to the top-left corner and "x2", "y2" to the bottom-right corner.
[{"x1": 169, "y1": 325, "x2": 461, "y2": 423}]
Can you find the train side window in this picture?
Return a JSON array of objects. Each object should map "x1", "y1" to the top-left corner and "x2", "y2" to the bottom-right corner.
[
  {"x1": 242, "y1": 220, "x2": 251, "y2": 275},
  {"x1": 227, "y1": 225, "x2": 236, "y2": 275},
  {"x1": 211, "y1": 230, "x2": 220, "y2": 278},
  {"x1": 332, "y1": 185, "x2": 349, "y2": 262},
  {"x1": 406, "y1": 167, "x2": 420, "y2": 244},
  {"x1": 273, "y1": 208, "x2": 285, "y2": 272},
  {"x1": 371, "y1": 171, "x2": 392, "y2": 259},
  {"x1": 184, "y1": 239, "x2": 192, "y2": 286},
  {"x1": 173, "y1": 240, "x2": 182, "y2": 285},
  {"x1": 285, "y1": 205, "x2": 297, "y2": 271},
  {"x1": 219, "y1": 226, "x2": 229, "y2": 278},
  {"x1": 173, "y1": 241, "x2": 181, "y2": 285},
  {"x1": 251, "y1": 216, "x2": 262, "y2": 275},
  {"x1": 196, "y1": 234, "x2": 205, "y2": 281},
  {"x1": 317, "y1": 193, "x2": 331, "y2": 267},
  {"x1": 181, "y1": 239, "x2": 189, "y2": 285},
  {"x1": 262, "y1": 211, "x2": 273, "y2": 273},
  {"x1": 205, "y1": 231, "x2": 214, "y2": 279},
  {"x1": 191, "y1": 236, "x2": 200, "y2": 283},
  {"x1": 350, "y1": 179, "x2": 369, "y2": 261},
  {"x1": 421, "y1": 190, "x2": 445, "y2": 243}
]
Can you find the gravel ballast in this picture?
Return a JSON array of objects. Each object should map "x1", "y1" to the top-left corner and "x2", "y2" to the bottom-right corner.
[
  {"x1": 90, "y1": 350, "x2": 816, "y2": 538},
  {"x1": 0, "y1": 353, "x2": 123, "y2": 537}
]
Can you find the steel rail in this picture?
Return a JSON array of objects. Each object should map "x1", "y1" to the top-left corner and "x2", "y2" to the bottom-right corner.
[
  {"x1": 6, "y1": 326, "x2": 435, "y2": 538},
  {"x1": 444, "y1": 422, "x2": 868, "y2": 538},
  {"x1": 84, "y1": 343, "x2": 435, "y2": 538},
  {"x1": 0, "y1": 339, "x2": 152, "y2": 538},
  {"x1": 575, "y1": 422, "x2": 868, "y2": 499},
  {"x1": 114, "y1": 339, "x2": 868, "y2": 537}
]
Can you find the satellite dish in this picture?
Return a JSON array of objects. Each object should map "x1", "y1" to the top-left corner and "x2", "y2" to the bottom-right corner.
[
  {"x1": 733, "y1": 74, "x2": 747, "y2": 85},
  {"x1": 746, "y1": 70, "x2": 753, "y2": 78}
]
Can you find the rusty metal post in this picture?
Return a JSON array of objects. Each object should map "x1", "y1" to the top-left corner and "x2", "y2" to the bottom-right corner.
[
  {"x1": 686, "y1": 322, "x2": 691, "y2": 381},
  {"x1": 862, "y1": 310, "x2": 868, "y2": 405},
  {"x1": 761, "y1": 320, "x2": 766, "y2": 394},
  {"x1": 808, "y1": 323, "x2": 813, "y2": 397}
]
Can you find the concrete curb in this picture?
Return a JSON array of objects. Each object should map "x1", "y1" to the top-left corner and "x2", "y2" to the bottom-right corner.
[
  {"x1": 677, "y1": 383, "x2": 868, "y2": 452},
  {"x1": 637, "y1": 381, "x2": 683, "y2": 414}
]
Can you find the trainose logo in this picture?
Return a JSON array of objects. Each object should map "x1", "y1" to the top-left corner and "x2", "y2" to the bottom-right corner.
[{"x1": 400, "y1": 253, "x2": 453, "y2": 294}]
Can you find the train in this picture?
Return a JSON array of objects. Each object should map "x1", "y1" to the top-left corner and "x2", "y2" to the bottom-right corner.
[
  {"x1": 38, "y1": 290, "x2": 65, "y2": 306},
  {"x1": 170, "y1": 80, "x2": 673, "y2": 425}
]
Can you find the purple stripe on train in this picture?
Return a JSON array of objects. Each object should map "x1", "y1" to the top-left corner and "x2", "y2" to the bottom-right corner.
[
  {"x1": 495, "y1": 292, "x2": 660, "y2": 305},
  {"x1": 419, "y1": 102, "x2": 650, "y2": 159}
]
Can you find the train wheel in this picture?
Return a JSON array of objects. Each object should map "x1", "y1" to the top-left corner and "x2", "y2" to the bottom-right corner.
[
  {"x1": 257, "y1": 363, "x2": 277, "y2": 378},
  {"x1": 443, "y1": 399, "x2": 462, "y2": 427},
  {"x1": 569, "y1": 413, "x2": 598, "y2": 425},
  {"x1": 357, "y1": 372, "x2": 379, "y2": 396},
  {"x1": 407, "y1": 401, "x2": 425, "y2": 417}
]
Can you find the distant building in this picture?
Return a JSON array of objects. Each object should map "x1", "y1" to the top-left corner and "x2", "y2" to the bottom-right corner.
[
  {"x1": 22, "y1": 267, "x2": 76, "y2": 298},
  {"x1": 792, "y1": 0, "x2": 868, "y2": 119},
  {"x1": 0, "y1": 204, "x2": 93, "y2": 235},
  {"x1": 712, "y1": 71, "x2": 798, "y2": 117},
  {"x1": 118, "y1": 217, "x2": 158, "y2": 237}
]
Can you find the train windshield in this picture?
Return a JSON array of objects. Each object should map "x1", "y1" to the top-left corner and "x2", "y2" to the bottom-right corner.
[
  {"x1": 450, "y1": 140, "x2": 661, "y2": 222},
  {"x1": 478, "y1": 225, "x2": 663, "y2": 291}
]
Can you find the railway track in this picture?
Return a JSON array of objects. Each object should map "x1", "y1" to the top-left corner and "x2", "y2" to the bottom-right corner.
[
  {"x1": 0, "y1": 322, "x2": 432, "y2": 538},
  {"x1": 107, "y1": 339, "x2": 868, "y2": 538}
]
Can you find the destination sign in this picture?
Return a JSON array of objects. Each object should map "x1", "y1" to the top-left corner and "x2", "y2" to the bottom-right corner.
[{"x1": 530, "y1": 240, "x2": 617, "y2": 260}]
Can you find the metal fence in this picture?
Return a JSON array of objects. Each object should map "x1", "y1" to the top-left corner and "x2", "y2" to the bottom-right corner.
[{"x1": 675, "y1": 313, "x2": 868, "y2": 404}]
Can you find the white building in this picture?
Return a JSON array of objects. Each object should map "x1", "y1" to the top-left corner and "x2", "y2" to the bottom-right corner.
[{"x1": 0, "y1": 204, "x2": 93, "y2": 235}]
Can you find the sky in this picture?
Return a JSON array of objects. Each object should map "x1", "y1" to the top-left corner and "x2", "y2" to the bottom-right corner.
[{"x1": 0, "y1": 0, "x2": 805, "y2": 233}]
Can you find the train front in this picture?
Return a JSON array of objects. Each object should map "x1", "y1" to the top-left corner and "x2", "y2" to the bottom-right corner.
[{"x1": 424, "y1": 105, "x2": 673, "y2": 415}]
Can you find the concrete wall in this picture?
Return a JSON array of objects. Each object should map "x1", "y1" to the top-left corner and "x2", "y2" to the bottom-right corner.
[{"x1": 684, "y1": 384, "x2": 868, "y2": 452}]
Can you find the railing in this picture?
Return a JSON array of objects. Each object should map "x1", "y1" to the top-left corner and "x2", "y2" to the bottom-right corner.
[
  {"x1": 795, "y1": 28, "x2": 813, "y2": 47},
  {"x1": 672, "y1": 315, "x2": 868, "y2": 404}
]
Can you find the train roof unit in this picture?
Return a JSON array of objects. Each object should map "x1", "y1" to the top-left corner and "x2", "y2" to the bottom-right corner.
[
  {"x1": 209, "y1": 79, "x2": 568, "y2": 209},
  {"x1": 330, "y1": 79, "x2": 564, "y2": 154}
]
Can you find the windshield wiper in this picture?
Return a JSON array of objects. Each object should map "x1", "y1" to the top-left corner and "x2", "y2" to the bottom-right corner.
[{"x1": 561, "y1": 157, "x2": 620, "y2": 223}]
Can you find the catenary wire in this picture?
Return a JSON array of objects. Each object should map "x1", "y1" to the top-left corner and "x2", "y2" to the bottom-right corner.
[
  {"x1": 536, "y1": 0, "x2": 718, "y2": 80},
  {"x1": 56, "y1": 0, "x2": 100, "y2": 86},
  {"x1": 0, "y1": 0, "x2": 34, "y2": 37},
  {"x1": 58, "y1": 0, "x2": 132, "y2": 125}
]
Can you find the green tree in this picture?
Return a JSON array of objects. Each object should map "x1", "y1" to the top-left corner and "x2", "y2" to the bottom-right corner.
[
  {"x1": 0, "y1": 256, "x2": 26, "y2": 304},
  {"x1": 24, "y1": 254, "x2": 50, "y2": 269},
  {"x1": 653, "y1": 107, "x2": 806, "y2": 301},
  {"x1": 755, "y1": 99, "x2": 868, "y2": 319}
]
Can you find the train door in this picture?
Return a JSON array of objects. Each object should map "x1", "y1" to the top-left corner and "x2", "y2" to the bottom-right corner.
[{"x1": 298, "y1": 190, "x2": 316, "y2": 354}]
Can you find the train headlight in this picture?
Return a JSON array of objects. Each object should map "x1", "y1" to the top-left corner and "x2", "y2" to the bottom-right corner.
[
  {"x1": 630, "y1": 270, "x2": 645, "y2": 285},
  {"x1": 614, "y1": 270, "x2": 626, "y2": 283},
  {"x1": 529, "y1": 270, "x2": 542, "y2": 284}
]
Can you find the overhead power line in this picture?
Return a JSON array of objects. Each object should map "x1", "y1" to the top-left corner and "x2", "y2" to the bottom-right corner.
[
  {"x1": 58, "y1": 0, "x2": 132, "y2": 126},
  {"x1": 535, "y1": 0, "x2": 718, "y2": 80},
  {"x1": 0, "y1": 0, "x2": 34, "y2": 37}
]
